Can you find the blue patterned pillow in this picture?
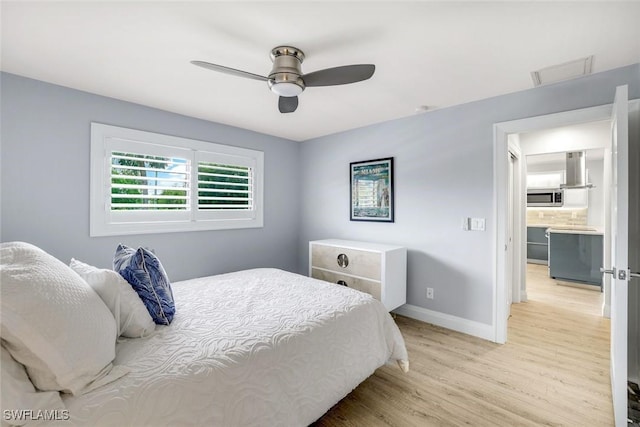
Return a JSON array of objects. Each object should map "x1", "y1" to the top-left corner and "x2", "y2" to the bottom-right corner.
[{"x1": 113, "y1": 244, "x2": 175, "y2": 325}]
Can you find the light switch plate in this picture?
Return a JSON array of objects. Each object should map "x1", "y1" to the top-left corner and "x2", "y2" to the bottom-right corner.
[{"x1": 470, "y1": 218, "x2": 486, "y2": 231}]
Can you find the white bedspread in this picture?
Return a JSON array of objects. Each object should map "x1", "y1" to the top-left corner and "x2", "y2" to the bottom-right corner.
[{"x1": 61, "y1": 268, "x2": 408, "y2": 426}]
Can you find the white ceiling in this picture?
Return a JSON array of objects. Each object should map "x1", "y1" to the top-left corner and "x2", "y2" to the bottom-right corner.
[{"x1": 2, "y1": 1, "x2": 639, "y2": 142}]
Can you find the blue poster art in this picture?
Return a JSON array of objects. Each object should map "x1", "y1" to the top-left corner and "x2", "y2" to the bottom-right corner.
[{"x1": 350, "y1": 157, "x2": 394, "y2": 222}]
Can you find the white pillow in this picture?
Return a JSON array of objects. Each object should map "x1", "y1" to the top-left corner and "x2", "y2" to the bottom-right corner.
[
  {"x1": 0, "y1": 242, "x2": 126, "y2": 395},
  {"x1": 1, "y1": 344, "x2": 68, "y2": 426},
  {"x1": 69, "y1": 258, "x2": 155, "y2": 338}
]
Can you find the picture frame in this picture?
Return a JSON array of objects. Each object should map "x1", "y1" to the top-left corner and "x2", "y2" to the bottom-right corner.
[{"x1": 350, "y1": 157, "x2": 394, "y2": 222}]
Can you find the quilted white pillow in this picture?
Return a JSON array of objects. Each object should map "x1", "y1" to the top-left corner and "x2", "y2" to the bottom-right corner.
[
  {"x1": 1, "y1": 344, "x2": 68, "y2": 426},
  {"x1": 0, "y1": 242, "x2": 126, "y2": 395},
  {"x1": 69, "y1": 258, "x2": 155, "y2": 338}
]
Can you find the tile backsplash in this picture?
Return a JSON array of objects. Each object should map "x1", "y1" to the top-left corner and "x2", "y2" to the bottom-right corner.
[{"x1": 527, "y1": 208, "x2": 588, "y2": 226}]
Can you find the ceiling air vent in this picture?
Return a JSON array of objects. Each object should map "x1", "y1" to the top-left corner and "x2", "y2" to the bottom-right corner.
[{"x1": 531, "y1": 56, "x2": 593, "y2": 87}]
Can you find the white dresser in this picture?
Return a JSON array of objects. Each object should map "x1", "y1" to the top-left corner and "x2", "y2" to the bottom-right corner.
[{"x1": 309, "y1": 239, "x2": 407, "y2": 312}]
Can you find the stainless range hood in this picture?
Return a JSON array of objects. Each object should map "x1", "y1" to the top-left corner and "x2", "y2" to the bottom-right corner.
[{"x1": 560, "y1": 151, "x2": 594, "y2": 189}]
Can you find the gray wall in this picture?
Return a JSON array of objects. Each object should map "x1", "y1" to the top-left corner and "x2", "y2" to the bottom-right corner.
[
  {"x1": 298, "y1": 64, "x2": 640, "y2": 326},
  {"x1": 0, "y1": 72, "x2": 300, "y2": 281}
]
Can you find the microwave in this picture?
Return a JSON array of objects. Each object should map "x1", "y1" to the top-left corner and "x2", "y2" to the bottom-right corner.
[{"x1": 527, "y1": 189, "x2": 563, "y2": 207}]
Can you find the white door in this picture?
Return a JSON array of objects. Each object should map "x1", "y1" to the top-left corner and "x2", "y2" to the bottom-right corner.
[{"x1": 608, "y1": 85, "x2": 629, "y2": 426}]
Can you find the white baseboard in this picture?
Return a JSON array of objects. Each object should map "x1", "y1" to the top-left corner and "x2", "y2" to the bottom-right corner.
[{"x1": 394, "y1": 304, "x2": 495, "y2": 342}]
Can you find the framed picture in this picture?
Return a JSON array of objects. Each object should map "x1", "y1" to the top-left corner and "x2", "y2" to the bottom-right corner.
[{"x1": 350, "y1": 157, "x2": 394, "y2": 222}]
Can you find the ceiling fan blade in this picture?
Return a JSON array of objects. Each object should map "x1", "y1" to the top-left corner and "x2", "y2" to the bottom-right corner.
[
  {"x1": 278, "y1": 96, "x2": 298, "y2": 113},
  {"x1": 190, "y1": 60, "x2": 268, "y2": 82},
  {"x1": 303, "y1": 64, "x2": 375, "y2": 87}
]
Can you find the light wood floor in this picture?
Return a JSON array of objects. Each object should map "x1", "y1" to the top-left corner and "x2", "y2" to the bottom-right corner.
[{"x1": 314, "y1": 263, "x2": 612, "y2": 426}]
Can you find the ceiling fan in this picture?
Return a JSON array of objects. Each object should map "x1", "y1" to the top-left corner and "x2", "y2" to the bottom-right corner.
[{"x1": 191, "y1": 46, "x2": 375, "y2": 114}]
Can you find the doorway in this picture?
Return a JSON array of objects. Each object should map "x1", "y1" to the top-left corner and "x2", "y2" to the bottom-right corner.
[
  {"x1": 518, "y1": 122, "x2": 610, "y2": 314},
  {"x1": 494, "y1": 103, "x2": 614, "y2": 344}
]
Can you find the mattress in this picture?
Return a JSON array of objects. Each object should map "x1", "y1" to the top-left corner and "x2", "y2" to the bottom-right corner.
[{"x1": 61, "y1": 268, "x2": 408, "y2": 426}]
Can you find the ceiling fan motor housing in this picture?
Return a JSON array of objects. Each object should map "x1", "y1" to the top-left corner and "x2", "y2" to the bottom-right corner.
[{"x1": 268, "y1": 46, "x2": 305, "y2": 97}]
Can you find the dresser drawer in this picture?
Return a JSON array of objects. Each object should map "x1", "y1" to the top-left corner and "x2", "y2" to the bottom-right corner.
[
  {"x1": 311, "y1": 244, "x2": 381, "y2": 281},
  {"x1": 311, "y1": 268, "x2": 381, "y2": 301}
]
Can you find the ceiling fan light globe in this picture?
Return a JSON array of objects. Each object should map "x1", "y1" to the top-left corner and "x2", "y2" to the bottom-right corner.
[{"x1": 269, "y1": 81, "x2": 304, "y2": 97}]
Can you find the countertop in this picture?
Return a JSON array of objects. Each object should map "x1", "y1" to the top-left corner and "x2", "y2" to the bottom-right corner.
[{"x1": 544, "y1": 225, "x2": 604, "y2": 235}]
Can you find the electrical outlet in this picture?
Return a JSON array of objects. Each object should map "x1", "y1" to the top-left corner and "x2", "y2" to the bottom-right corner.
[{"x1": 426, "y1": 287, "x2": 434, "y2": 299}]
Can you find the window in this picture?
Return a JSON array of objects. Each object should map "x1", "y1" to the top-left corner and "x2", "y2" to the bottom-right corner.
[{"x1": 90, "y1": 123, "x2": 263, "y2": 236}]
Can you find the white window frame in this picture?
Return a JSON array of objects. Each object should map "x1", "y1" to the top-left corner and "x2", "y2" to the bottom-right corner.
[{"x1": 90, "y1": 123, "x2": 264, "y2": 236}]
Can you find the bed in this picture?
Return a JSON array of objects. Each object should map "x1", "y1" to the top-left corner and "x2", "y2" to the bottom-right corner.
[{"x1": 1, "y1": 242, "x2": 408, "y2": 427}]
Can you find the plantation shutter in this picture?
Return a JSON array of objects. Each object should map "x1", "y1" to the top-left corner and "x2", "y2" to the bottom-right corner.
[
  {"x1": 195, "y1": 151, "x2": 256, "y2": 220},
  {"x1": 91, "y1": 123, "x2": 263, "y2": 236},
  {"x1": 105, "y1": 138, "x2": 192, "y2": 222},
  {"x1": 110, "y1": 152, "x2": 190, "y2": 210}
]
